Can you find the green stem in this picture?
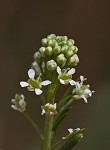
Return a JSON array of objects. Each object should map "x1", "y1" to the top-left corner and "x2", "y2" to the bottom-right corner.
[
  {"x1": 43, "y1": 114, "x2": 54, "y2": 150},
  {"x1": 24, "y1": 112, "x2": 44, "y2": 140}
]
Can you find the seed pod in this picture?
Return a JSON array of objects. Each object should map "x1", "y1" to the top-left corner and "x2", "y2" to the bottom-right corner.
[
  {"x1": 56, "y1": 54, "x2": 66, "y2": 65},
  {"x1": 46, "y1": 60, "x2": 57, "y2": 71},
  {"x1": 45, "y1": 46, "x2": 53, "y2": 56}
]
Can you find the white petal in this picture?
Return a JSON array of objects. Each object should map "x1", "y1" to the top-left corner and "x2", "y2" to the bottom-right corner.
[
  {"x1": 67, "y1": 68, "x2": 75, "y2": 75},
  {"x1": 20, "y1": 94, "x2": 25, "y2": 99},
  {"x1": 41, "y1": 109, "x2": 45, "y2": 115},
  {"x1": 35, "y1": 88, "x2": 43, "y2": 95},
  {"x1": 82, "y1": 95, "x2": 88, "y2": 103},
  {"x1": 69, "y1": 80, "x2": 76, "y2": 85},
  {"x1": 57, "y1": 66, "x2": 61, "y2": 75},
  {"x1": 11, "y1": 105, "x2": 17, "y2": 110},
  {"x1": 53, "y1": 103, "x2": 57, "y2": 109},
  {"x1": 84, "y1": 89, "x2": 91, "y2": 95},
  {"x1": 60, "y1": 79, "x2": 65, "y2": 84},
  {"x1": 62, "y1": 137, "x2": 67, "y2": 140},
  {"x1": 28, "y1": 69, "x2": 35, "y2": 79},
  {"x1": 20, "y1": 81, "x2": 29, "y2": 87},
  {"x1": 76, "y1": 82, "x2": 81, "y2": 89},
  {"x1": 80, "y1": 75, "x2": 84, "y2": 82},
  {"x1": 41, "y1": 80, "x2": 51, "y2": 86},
  {"x1": 19, "y1": 99, "x2": 24, "y2": 107},
  {"x1": 68, "y1": 128, "x2": 73, "y2": 134},
  {"x1": 11, "y1": 99, "x2": 15, "y2": 104}
]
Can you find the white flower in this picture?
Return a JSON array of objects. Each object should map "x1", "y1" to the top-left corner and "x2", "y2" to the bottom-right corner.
[
  {"x1": 57, "y1": 66, "x2": 76, "y2": 85},
  {"x1": 11, "y1": 94, "x2": 26, "y2": 112},
  {"x1": 20, "y1": 69, "x2": 51, "y2": 95},
  {"x1": 41, "y1": 103, "x2": 57, "y2": 115},
  {"x1": 73, "y1": 76, "x2": 94, "y2": 103}
]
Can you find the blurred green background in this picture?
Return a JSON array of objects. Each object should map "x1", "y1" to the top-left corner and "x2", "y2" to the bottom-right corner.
[{"x1": 0, "y1": 0, "x2": 110, "y2": 150}]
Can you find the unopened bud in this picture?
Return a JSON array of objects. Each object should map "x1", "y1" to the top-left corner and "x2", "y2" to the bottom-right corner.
[
  {"x1": 67, "y1": 40, "x2": 74, "y2": 46},
  {"x1": 62, "y1": 36, "x2": 68, "y2": 41},
  {"x1": 67, "y1": 54, "x2": 79, "y2": 66},
  {"x1": 56, "y1": 54, "x2": 66, "y2": 65},
  {"x1": 39, "y1": 47, "x2": 46, "y2": 57},
  {"x1": 46, "y1": 60, "x2": 57, "y2": 71},
  {"x1": 68, "y1": 39, "x2": 75, "y2": 45},
  {"x1": 42, "y1": 38, "x2": 48, "y2": 46},
  {"x1": 34, "y1": 52, "x2": 42, "y2": 64},
  {"x1": 56, "y1": 36, "x2": 62, "y2": 42},
  {"x1": 53, "y1": 46, "x2": 61, "y2": 54},
  {"x1": 45, "y1": 46, "x2": 53, "y2": 56},
  {"x1": 65, "y1": 50, "x2": 74, "y2": 58},
  {"x1": 61, "y1": 45, "x2": 68, "y2": 54},
  {"x1": 47, "y1": 34, "x2": 56, "y2": 40}
]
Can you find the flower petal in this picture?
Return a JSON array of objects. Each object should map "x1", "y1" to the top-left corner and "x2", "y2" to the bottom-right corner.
[
  {"x1": 60, "y1": 79, "x2": 65, "y2": 84},
  {"x1": 53, "y1": 103, "x2": 57, "y2": 109},
  {"x1": 20, "y1": 81, "x2": 29, "y2": 87},
  {"x1": 82, "y1": 95, "x2": 88, "y2": 103},
  {"x1": 69, "y1": 80, "x2": 76, "y2": 85},
  {"x1": 28, "y1": 69, "x2": 35, "y2": 79},
  {"x1": 41, "y1": 109, "x2": 45, "y2": 115},
  {"x1": 35, "y1": 88, "x2": 43, "y2": 95},
  {"x1": 68, "y1": 128, "x2": 73, "y2": 134},
  {"x1": 67, "y1": 68, "x2": 75, "y2": 75},
  {"x1": 11, "y1": 105, "x2": 17, "y2": 110},
  {"x1": 41, "y1": 80, "x2": 51, "y2": 86},
  {"x1": 57, "y1": 66, "x2": 61, "y2": 75},
  {"x1": 80, "y1": 75, "x2": 84, "y2": 82}
]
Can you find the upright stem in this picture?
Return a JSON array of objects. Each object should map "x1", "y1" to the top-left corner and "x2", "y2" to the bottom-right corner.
[{"x1": 43, "y1": 114, "x2": 54, "y2": 150}]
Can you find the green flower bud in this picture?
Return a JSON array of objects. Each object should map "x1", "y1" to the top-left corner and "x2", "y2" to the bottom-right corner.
[
  {"x1": 39, "y1": 47, "x2": 46, "y2": 57},
  {"x1": 67, "y1": 54, "x2": 79, "y2": 66},
  {"x1": 46, "y1": 60, "x2": 57, "y2": 71},
  {"x1": 56, "y1": 36, "x2": 62, "y2": 42},
  {"x1": 67, "y1": 39, "x2": 74, "y2": 46},
  {"x1": 69, "y1": 46, "x2": 78, "y2": 53},
  {"x1": 56, "y1": 54, "x2": 66, "y2": 65},
  {"x1": 61, "y1": 45, "x2": 69, "y2": 54},
  {"x1": 65, "y1": 50, "x2": 74, "y2": 58},
  {"x1": 42, "y1": 38, "x2": 48, "y2": 46},
  {"x1": 45, "y1": 46, "x2": 53, "y2": 56},
  {"x1": 48, "y1": 40, "x2": 54, "y2": 47},
  {"x1": 34, "y1": 51, "x2": 42, "y2": 64},
  {"x1": 53, "y1": 46, "x2": 61, "y2": 54},
  {"x1": 47, "y1": 34, "x2": 56, "y2": 40},
  {"x1": 74, "y1": 46, "x2": 78, "y2": 53},
  {"x1": 68, "y1": 39, "x2": 75, "y2": 45},
  {"x1": 62, "y1": 36, "x2": 68, "y2": 41},
  {"x1": 59, "y1": 41, "x2": 67, "y2": 46}
]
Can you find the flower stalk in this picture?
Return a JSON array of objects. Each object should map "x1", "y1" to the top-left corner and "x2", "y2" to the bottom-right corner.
[{"x1": 11, "y1": 34, "x2": 94, "y2": 150}]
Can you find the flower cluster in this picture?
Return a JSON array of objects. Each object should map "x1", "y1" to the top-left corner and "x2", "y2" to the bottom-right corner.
[
  {"x1": 11, "y1": 34, "x2": 94, "y2": 150},
  {"x1": 34, "y1": 34, "x2": 79, "y2": 73}
]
